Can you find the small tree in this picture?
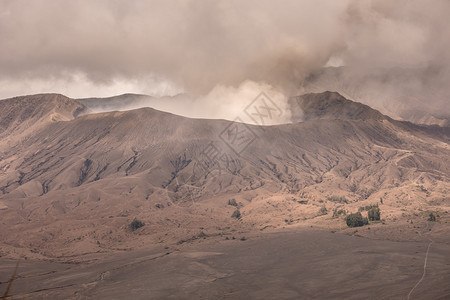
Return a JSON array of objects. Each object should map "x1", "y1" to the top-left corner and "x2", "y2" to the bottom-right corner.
[
  {"x1": 345, "y1": 212, "x2": 369, "y2": 227},
  {"x1": 368, "y1": 207, "x2": 381, "y2": 221},
  {"x1": 130, "y1": 218, "x2": 145, "y2": 231}
]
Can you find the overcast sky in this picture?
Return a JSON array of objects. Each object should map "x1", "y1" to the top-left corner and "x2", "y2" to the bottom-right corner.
[{"x1": 0, "y1": 0, "x2": 449, "y2": 118}]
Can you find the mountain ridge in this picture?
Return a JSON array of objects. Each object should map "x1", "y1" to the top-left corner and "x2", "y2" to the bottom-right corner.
[
  {"x1": 0, "y1": 91, "x2": 448, "y2": 260},
  {"x1": 0, "y1": 93, "x2": 88, "y2": 136}
]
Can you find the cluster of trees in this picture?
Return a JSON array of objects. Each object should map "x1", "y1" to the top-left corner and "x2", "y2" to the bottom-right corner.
[
  {"x1": 345, "y1": 206, "x2": 381, "y2": 227},
  {"x1": 338, "y1": 206, "x2": 439, "y2": 227},
  {"x1": 345, "y1": 212, "x2": 369, "y2": 227},
  {"x1": 368, "y1": 206, "x2": 381, "y2": 221}
]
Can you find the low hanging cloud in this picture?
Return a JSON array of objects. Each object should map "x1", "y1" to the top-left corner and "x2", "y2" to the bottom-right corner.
[
  {"x1": 0, "y1": 0, "x2": 449, "y2": 122},
  {"x1": 302, "y1": 0, "x2": 450, "y2": 120}
]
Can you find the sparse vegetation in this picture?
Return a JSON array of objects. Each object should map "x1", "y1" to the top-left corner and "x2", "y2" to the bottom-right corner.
[
  {"x1": 327, "y1": 195, "x2": 348, "y2": 204},
  {"x1": 231, "y1": 209, "x2": 241, "y2": 219},
  {"x1": 428, "y1": 212, "x2": 437, "y2": 222},
  {"x1": 317, "y1": 206, "x2": 328, "y2": 216},
  {"x1": 368, "y1": 207, "x2": 381, "y2": 221},
  {"x1": 345, "y1": 212, "x2": 369, "y2": 227},
  {"x1": 359, "y1": 188, "x2": 375, "y2": 200},
  {"x1": 228, "y1": 198, "x2": 238, "y2": 206},
  {"x1": 417, "y1": 185, "x2": 431, "y2": 196},
  {"x1": 332, "y1": 208, "x2": 347, "y2": 218},
  {"x1": 417, "y1": 185, "x2": 428, "y2": 192},
  {"x1": 358, "y1": 203, "x2": 379, "y2": 212},
  {"x1": 177, "y1": 231, "x2": 208, "y2": 245},
  {"x1": 130, "y1": 218, "x2": 145, "y2": 231}
]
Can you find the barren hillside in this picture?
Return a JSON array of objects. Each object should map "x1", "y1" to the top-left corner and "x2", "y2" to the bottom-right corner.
[{"x1": 0, "y1": 92, "x2": 449, "y2": 261}]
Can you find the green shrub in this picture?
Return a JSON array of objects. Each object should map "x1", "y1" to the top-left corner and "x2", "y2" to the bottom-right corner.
[
  {"x1": 368, "y1": 207, "x2": 381, "y2": 221},
  {"x1": 130, "y1": 218, "x2": 145, "y2": 231},
  {"x1": 428, "y1": 212, "x2": 437, "y2": 222},
  {"x1": 345, "y1": 212, "x2": 369, "y2": 227},
  {"x1": 231, "y1": 209, "x2": 241, "y2": 219}
]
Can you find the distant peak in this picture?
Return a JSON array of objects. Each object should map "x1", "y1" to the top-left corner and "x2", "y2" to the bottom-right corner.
[
  {"x1": 0, "y1": 94, "x2": 88, "y2": 134},
  {"x1": 289, "y1": 91, "x2": 385, "y2": 122},
  {"x1": 77, "y1": 93, "x2": 152, "y2": 102}
]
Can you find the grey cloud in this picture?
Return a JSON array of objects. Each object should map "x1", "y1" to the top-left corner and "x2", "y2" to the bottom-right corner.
[
  {"x1": 0, "y1": 0, "x2": 348, "y2": 92},
  {"x1": 0, "y1": 0, "x2": 448, "y2": 121}
]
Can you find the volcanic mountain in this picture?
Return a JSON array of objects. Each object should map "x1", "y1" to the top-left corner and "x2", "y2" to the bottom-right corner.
[
  {"x1": 0, "y1": 92, "x2": 448, "y2": 260},
  {"x1": 303, "y1": 66, "x2": 450, "y2": 127}
]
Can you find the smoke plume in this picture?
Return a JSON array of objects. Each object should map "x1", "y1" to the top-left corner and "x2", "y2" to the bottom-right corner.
[{"x1": 0, "y1": 0, "x2": 449, "y2": 123}]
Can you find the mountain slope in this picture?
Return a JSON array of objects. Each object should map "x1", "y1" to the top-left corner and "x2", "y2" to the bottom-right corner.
[
  {"x1": 0, "y1": 94, "x2": 88, "y2": 145},
  {"x1": 0, "y1": 92, "x2": 448, "y2": 260}
]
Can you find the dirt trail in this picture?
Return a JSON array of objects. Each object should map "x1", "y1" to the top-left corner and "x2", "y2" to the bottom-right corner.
[{"x1": 407, "y1": 223, "x2": 434, "y2": 300}]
